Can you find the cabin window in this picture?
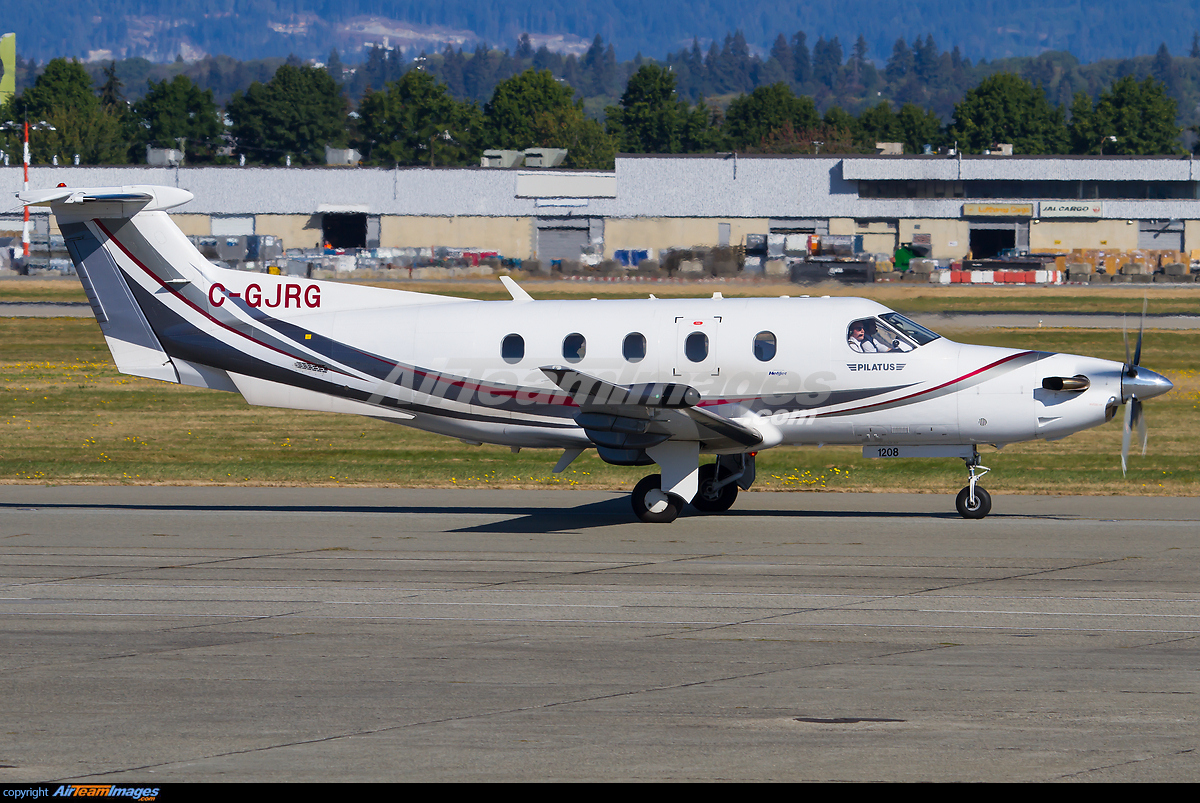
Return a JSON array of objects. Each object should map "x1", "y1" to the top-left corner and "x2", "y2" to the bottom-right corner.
[
  {"x1": 501, "y1": 334, "x2": 524, "y2": 364},
  {"x1": 684, "y1": 331, "x2": 709, "y2": 362},
  {"x1": 753, "y1": 331, "x2": 776, "y2": 361},
  {"x1": 623, "y1": 333, "x2": 646, "y2": 362},
  {"x1": 563, "y1": 333, "x2": 586, "y2": 363}
]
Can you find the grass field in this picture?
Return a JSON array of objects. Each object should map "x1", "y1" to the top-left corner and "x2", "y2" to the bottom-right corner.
[{"x1": 2, "y1": 315, "x2": 1196, "y2": 497}]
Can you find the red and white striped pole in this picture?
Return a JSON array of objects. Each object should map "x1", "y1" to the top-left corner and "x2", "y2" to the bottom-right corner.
[{"x1": 22, "y1": 119, "x2": 29, "y2": 258}]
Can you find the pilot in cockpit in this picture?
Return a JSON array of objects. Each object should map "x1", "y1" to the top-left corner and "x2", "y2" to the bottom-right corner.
[
  {"x1": 848, "y1": 316, "x2": 923, "y2": 353},
  {"x1": 847, "y1": 319, "x2": 890, "y2": 352}
]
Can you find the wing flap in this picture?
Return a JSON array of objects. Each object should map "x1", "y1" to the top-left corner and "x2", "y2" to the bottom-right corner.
[{"x1": 682, "y1": 405, "x2": 766, "y2": 448}]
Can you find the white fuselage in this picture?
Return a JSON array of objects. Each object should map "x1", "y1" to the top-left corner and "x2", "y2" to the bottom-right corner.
[
  {"x1": 191, "y1": 266, "x2": 1124, "y2": 453},
  {"x1": 40, "y1": 203, "x2": 1128, "y2": 458}
]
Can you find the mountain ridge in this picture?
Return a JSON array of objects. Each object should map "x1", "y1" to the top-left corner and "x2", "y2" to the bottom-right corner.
[{"x1": 5, "y1": 1, "x2": 1197, "y2": 65}]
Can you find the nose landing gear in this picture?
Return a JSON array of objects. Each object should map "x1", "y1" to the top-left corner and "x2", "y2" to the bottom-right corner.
[{"x1": 956, "y1": 452, "x2": 992, "y2": 519}]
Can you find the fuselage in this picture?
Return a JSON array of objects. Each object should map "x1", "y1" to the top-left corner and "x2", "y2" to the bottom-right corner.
[
  {"x1": 37, "y1": 200, "x2": 1147, "y2": 461},
  {"x1": 189, "y1": 266, "x2": 1128, "y2": 454}
]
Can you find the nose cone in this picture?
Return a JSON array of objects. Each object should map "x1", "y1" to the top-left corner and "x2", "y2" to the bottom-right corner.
[{"x1": 1123, "y1": 367, "x2": 1173, "y2": 402}]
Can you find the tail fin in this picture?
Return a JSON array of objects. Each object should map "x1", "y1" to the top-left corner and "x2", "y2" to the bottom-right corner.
[
  {"x1": 22, "y1": 184, "x2": 462, "y2": 414},
  {"x1": 20, "y1": 185, "x2": 216, "y2": 386}
]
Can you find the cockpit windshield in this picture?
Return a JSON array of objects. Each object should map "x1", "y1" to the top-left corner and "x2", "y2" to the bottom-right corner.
[
  {"x1": 846, "y1": 314, "x2": 941, "y2": 353},
  {"x1": 879, "y1": 313, "x2": 941, "y2": 346}
]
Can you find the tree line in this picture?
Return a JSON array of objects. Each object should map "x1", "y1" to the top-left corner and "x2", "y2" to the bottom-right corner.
[{"x1": 0, "y1": 36, "x2": 1189, "y2": 170}]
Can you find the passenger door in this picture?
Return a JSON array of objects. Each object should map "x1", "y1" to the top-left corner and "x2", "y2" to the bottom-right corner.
[{"x1": 673, "y1": 316, "x2": 721, "y2": 380}]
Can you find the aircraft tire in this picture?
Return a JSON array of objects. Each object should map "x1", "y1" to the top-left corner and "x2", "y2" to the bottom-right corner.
[
  {"x1": 955, "y1": 486, "x2": 992, "y2": 519},
  {"x1": 632, "y1": 474, "x2": 682, "y2": 523},
  {"x1": 691, "y1": 463, "x2": 739, "y2": 513}
]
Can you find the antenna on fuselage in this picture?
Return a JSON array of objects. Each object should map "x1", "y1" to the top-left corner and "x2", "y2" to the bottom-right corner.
[{"x1": 499, "y1": 275, "x2": 533, "y2": 302}]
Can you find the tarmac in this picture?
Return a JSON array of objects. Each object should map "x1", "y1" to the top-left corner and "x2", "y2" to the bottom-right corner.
[{"x1": 1, "y1": 486, "x2": 1197, "y2": 782}]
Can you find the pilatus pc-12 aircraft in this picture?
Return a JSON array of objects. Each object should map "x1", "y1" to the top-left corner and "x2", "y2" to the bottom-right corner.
[{"x1": 22, "y1": 185, "x2": 1173, "y2": 522}]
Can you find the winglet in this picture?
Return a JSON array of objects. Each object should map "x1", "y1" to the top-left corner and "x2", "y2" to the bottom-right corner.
[{"x1": 499, "y1": 275, "x2": 534, "y2": 302}]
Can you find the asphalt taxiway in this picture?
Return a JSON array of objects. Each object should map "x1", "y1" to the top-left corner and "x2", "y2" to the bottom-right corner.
[{"x1": 1, "y1": 486, "x2": 1197, "y2": 781}]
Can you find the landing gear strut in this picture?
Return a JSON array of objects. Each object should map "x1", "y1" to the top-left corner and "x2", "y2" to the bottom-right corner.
[
  {"x1": 956, "y1": 451, "x2": 992, "y2": 519},
  {"x1": 691, "y1": 462, "x2": 740, "y2": 513}
]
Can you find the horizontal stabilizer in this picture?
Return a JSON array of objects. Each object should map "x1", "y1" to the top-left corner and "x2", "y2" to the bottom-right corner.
[{"x1": 18, "y1": 185, "x2": 194, "y2": 212}]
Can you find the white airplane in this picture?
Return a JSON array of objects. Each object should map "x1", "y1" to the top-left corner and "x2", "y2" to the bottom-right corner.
[{"x1": 21, "y1": 185, "x2": 1173, "y2": 522}]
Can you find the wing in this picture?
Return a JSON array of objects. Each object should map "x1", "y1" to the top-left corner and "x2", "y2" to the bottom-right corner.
[{"x1": 540, "y1": 366, "x2": 764, "y2": 452}]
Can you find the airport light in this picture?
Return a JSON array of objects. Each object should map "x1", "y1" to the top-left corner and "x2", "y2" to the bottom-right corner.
[{"x1": 2, "y1": 119, "x2": 56, "y2": 257}]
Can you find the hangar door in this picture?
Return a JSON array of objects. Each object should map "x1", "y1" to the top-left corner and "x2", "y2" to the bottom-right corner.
[
  {"x1": 212, "y1": 215, "x2": 255, "y2": 236},
  {"x1": 537, "y1": 220, "x2": 590, "y2": 262},
  {"x1": 322, "y1": 213, "x2": 366, "y2": 249},
  {"x1": 968, "y1": 220, "x2": 1028, "y2": 259},
  {"x1": 1138, "y1": 221, "x2": 1182, "y2": 250}
]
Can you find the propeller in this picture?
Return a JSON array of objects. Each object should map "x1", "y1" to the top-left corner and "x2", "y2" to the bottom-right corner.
[{"x1": 1119, "y1": 298, "x2": 1171, "y2": 475}]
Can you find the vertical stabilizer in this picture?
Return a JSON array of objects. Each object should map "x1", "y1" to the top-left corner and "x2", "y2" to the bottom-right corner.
[
  {"x1": 61, "y1": 219, "x2": 180, "y2": 382},
  {"x1": 19, "y1": 186, "x2": 201, "y2": 384}
]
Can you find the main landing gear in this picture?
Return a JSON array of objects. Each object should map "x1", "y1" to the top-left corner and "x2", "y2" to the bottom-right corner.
[
  {"x1": 631, "y1": 474, "x2": 683, "y2": 523},
  {"x1": 692, "y1": 462, "x2": 740, "y2": 513},
  {"x1": 631, "y1": 453, "x2": 752, "y2": 523},
  {"x1": 956, "y1": 452, "x2": 992, "y2": 519}
]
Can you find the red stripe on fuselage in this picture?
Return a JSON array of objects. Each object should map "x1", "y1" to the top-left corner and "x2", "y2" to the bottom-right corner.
[
  {"x1": 95, "y1": 219, "x2": 343, "y2": 371},
  {"x1": 821, "y1": 350, "x2": 1034, "y2": 417},
  {"x1": 95, "y1": 219, "x2": 575, "y2": 405}
]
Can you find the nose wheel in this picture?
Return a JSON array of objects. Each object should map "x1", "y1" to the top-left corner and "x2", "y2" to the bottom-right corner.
[
  {"x1": 956, "y1": 485, "x2": 992, "y2": 518},
  {"x1": 956, "y1": 454, "x2": 991, "y2": 519}
]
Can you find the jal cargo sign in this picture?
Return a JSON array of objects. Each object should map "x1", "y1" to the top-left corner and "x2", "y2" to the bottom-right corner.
[
  {"x1": 962, "y1": 203, "x2": 1034, "y2": 218},
  {"x1": 1039, "y1": 201, "x2": 1103, "y2": 218}
]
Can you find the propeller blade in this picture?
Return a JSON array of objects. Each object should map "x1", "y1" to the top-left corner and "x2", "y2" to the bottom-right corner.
[
  {"x1": 1119, "y1": 299, "x2": 1155, "y2": 474},
  {"x1": 1122, "y1": 315, "x2": 1131, "y2": 370},
  {"x1": 1121, "y1": 399, "x2": 1133, "y2": 476},
  {"x1": 1133, "y1": 297, "x2": 1146, "y2": 368},
  {"x1": 1135, "y1": 398, "x2": 1147, "y2": 456}
]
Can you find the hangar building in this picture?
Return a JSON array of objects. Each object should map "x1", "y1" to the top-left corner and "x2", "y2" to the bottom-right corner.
[{"x1": 3, "y1": 153, "x2": 1198, "y2": 263}]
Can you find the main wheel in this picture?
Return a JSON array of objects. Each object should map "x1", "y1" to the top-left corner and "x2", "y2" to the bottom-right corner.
[
  {"x1": 691, "y1": 462, "x2": 739, "y2": 513},
  {"x1": 955, "y1": 485, "x2": 992, "y2": 519},
  {"x1": 631, "y1": 474, "x2": 683, "y2": 523}
]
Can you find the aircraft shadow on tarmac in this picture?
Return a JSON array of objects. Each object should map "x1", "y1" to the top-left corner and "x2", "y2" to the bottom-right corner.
[
  {"x1": 449, "y1": 501, "x2": 976, "y2": 533},
  {"x1": 0, "y1": 498, "x2": 1065, "y2": 535}
]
